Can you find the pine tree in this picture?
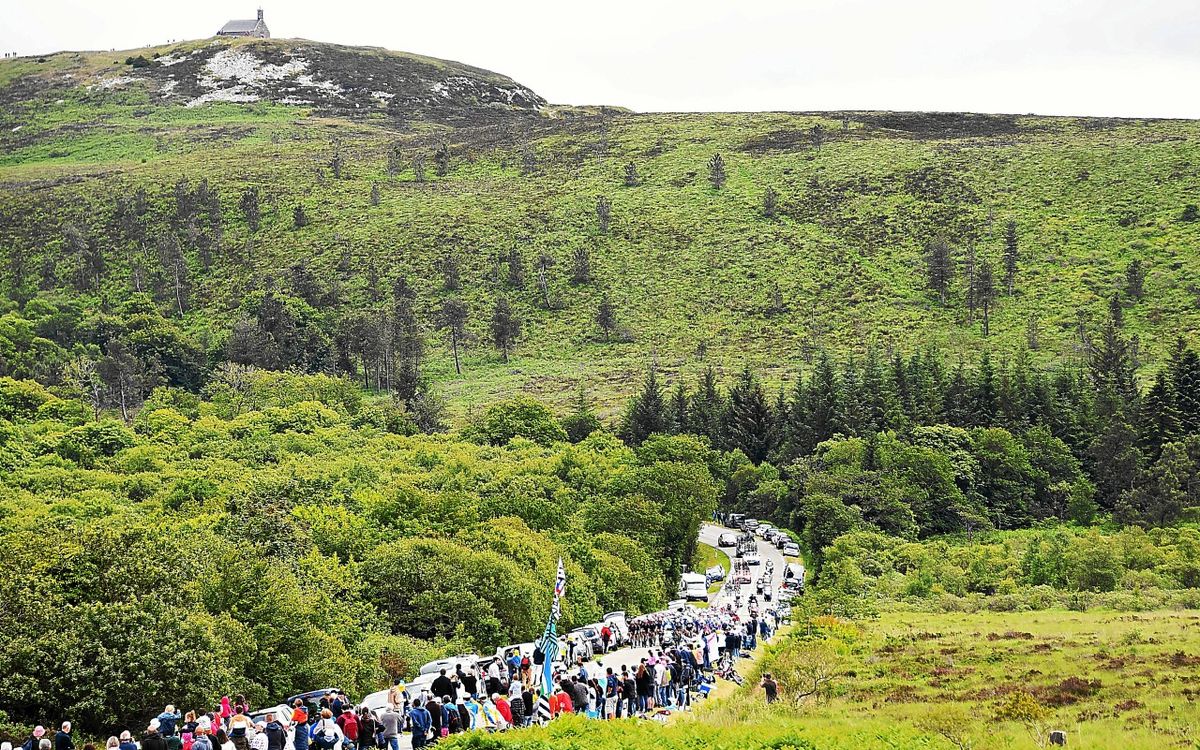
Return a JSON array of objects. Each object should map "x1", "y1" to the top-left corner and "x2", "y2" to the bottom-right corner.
[
  {"x1": 708, "y1": 153, "x2": 726, "y2": 189},
  {"x1": 1137, "y1": 369, "x2": 1179, "y2": 460},
  {"x1": 763, "y1": 186, "x2": 778, "y2": 218},
  {"x1": 596, "y1": 294, "x2": 617, "y2": 341},
  {"x1": 688, "y1": 365, "x2": 726, "y2": 446},
  {"x1": 1089, "y1": 416, "x2": 1143, "y2": 511},
  {"x1": 490, "y1": 297, "x2": 521, "y2": 362},
  {"x1": 535, "y1": 252, "x2": 556, "y2": 309},
  {"x1": 925, "y1": 239, "x2": 953, "y2": 305},
  {"x1": 622, "y1": 369, "x2": 667, "y2": 446},
  {"x1": 1168, "y1": 339, "x2": 1200, "y2": 434},
  {"x1": 809, "y1": 351, "x2": 843, "y2": 444},
  {"x1": 438, "y1": 297, "x2": 468, "y2": 375},
  {"x1": 507, "y1": 246, "x2": 525, "y2": 288},
  {"x1": 972, "y1": 350, "x2": 997, "y2": 426},
  {"x1": 1003, "y1": 219, "x2": 1019, "y2": 295},
  {"x1": 440, "y1": 254, "x2": 460, "y2": 291},
  {"x1": 239, "y1": 187, "x2": 261, "y2": 234},
  {"x1": 944, "y1": 360, "x2": 973, "y2": 426},
  {"x1": 370, "y1": 182, "x2": 381, "y2": 206},
  {"x1": 668, "y1": 381, "x2": 689, "y2": 434},
  {"x1": 725, "y1": 368, "x2": 774, "y2": 463},
  {"x1": 624, "y1": 162, "x2": 639, "y2": 187},
  {"x1": 962, "y1": 239, "x2": 978, "y2": 322},
  {"x1": 293, "y1": 204, "x2": 309, "y2": 229},
  {"x1": 1125, "y1": 258, "x2": 1146, "y2": 300},
  {"x1": 596, "y1": 195, "x2": 611, "y2": 233},
  {"x1": 840, "y1": 356, "x2": 868, "y2": 435},
  {"x1": 390, "y1": 278, "x2": 423, "y2": 403},
  {"x1": 570, "y1": 246, "x2": 592, "y2": 285},
  {"x1": 1090, "y1": 302, "x2": 1138, "y2": 408},
  {"x1": 974, "y1": 261, "x2": 997, "y2": 336},
  {"x1": 433, "y1": 143, "x2": 451, "y2": 177}
]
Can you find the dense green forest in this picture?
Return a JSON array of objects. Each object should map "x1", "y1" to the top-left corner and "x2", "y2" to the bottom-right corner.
[{"x1": 0, "y1": 374, "x2": 719, "y2": 734}]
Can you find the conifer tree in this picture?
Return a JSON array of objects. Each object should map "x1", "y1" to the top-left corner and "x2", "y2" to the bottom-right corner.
[
  {"x1": 925, "y1": 239, "x2": 953, "y2": 305},
  {"x1": 1089, "y1": 416, "x2": 1142, "y2": 511},
  {"x1": 622, "y1": 369, "x2": 667, "y2": 446},
  {"x1": 433, "y1": 143, "x2": 451, "y2": 177},
  {"x1": 763, "y1": 186, "x2": 778, "y2": 218},
  {"x1": 1003, "y1": 219, "x2": 1019, "y2": 295},
  {"x1": 1137, "y1": 369, "x2": 1179, "y2": 460},
  {"x1": 962, "y1": 239, "x2": 978, "y2": 322},
  {"x1": 688, "y1": 365, "x2": 726, "y2": 446},
  {"x1": 668, "y1": 381, "x2": 689, "y2": 434},
  {"x1": 624, "y1": 162, "x2": 639, "y2": 187},
  {"x1": 596, "y1": 195, "x2": 611, "y2": 233},
  {"x1": 725, "y1": 368, "x2": 774, "y2": 463},
  {"x1": 507, "y1": 246, "x2": 525, "y2": 289},
  {"x1": 239, "y1": 187, "x2": 261, "y2": 234},
  {"x1": 490, "y1": 297, "x2": 521, "y2": 362},
  {"x1": 972, "y1": 350, "x2": 997, "y2": 426},
  {"x1": 597, "y1": 293, "x2": 617, "y2": 341},
  {"x1": 536, "y1": 252, "x2": 556, "y2": 308},
  {"x1": 438, "y1": 297, "x2": 468, "y2": 375},
  {"x1": 1125, "y1": 258, "x2": 1146, "y2": 300},
  {"x1": 708, "y1": 153, "x2": 726, "y2": 189},
  {"x1": 570, "y1": 246, "x2": 592, "y2": 285},
  {"x1": 974, "y1": 261, "x2": 996, "y2": 336},
  {"x1": 840, "y1": 356, "x2": 867, "y2": 435},
  {"x1": 808, "y1": 351, "x2": 843, "y2": 444},
  {"x1": 1168, "y1": 339, "x2": 1200, "y2": 434}
]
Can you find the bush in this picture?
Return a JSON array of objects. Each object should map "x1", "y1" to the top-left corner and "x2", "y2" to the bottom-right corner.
[{"x1": 464, "y1": 396, "x2": 567, "y2": 447}]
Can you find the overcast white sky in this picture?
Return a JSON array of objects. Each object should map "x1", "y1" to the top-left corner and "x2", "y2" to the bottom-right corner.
[{"x1": 4, "y1": 0, "x2": 1199, "y2": 117}]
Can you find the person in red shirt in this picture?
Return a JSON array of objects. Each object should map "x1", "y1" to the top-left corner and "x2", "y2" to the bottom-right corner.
[
  {"x1": 335, "y1": 710, "x2": 358, "y2": 742},
  {"x1": 547, "y1": 692, "x2": 560, "y2": 717},
  {"x1": 493, "y1": 694, "x2": 512, "y2": 725},
  {"x1": 556, "y1": 686, "x2": 574, "y2": 714}
]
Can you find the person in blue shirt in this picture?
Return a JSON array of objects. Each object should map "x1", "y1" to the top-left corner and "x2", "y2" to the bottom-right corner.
[{"x1": 407, "y1": 700, "x2": 431, "y2": 748}]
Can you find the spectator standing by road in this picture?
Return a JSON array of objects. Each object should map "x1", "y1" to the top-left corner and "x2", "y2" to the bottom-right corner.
[
  {"x1": 408, "y1": 700, "x2": 432, "y2": 744},
  {"x1": 761, "y1": 673, "x2": 779, "y2": 703},
  {"x1": 378, "y1": 707, "x2": 400, "y2": 750},
  {"x1": 54, "y1": 723, "x2": 74, "y2": 750}
]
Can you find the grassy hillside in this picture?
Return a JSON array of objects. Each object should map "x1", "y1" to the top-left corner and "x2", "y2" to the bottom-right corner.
[
  {"x1": 2, "y1": 40, "x2": 1199, "y2": 419},
  {"x1": 449, "y1": 609, "x2": 1200, "y2": 750}
]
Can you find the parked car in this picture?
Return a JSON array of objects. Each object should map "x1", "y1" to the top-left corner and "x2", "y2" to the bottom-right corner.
[
  {"x1": 743, "y1": 518, "x2": 760, "y2": 531},
  {"x1": 705, "y1": 565, "x2": 725, "y2": 583},
  {"x1": 727, "y1": 513, "x2": 746, "y2": 528},
  {"x1": 717, "y1": 532, "x2": 738, "y2": 547},
  {"x1": 419, "y1": 654, "x2": 482, "y2": 676},
  {"x1": 667, "y1": 598, "x2": 689, "y2": 611},
  {"x1": 783, "y1": 542, "x2": 801, "y2": 557},
  {"x1": 568, "y1": 626, "x2": 603, "y2": 656},
  {"x1": 774, "y1": 535, "x2": 788, "y2": 549},
  {"x1": 285, "y1": 688, "x2": 342, "y2": 706}
]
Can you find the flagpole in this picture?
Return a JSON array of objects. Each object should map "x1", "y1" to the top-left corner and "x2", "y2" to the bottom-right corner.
[{"x1": 534, "y1": 558, "x2": 566, "y2": 724}]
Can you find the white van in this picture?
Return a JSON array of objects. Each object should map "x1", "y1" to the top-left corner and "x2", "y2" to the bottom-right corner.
[{"x1": 678, "y1": 572, "x2": 709, "y2": 601}]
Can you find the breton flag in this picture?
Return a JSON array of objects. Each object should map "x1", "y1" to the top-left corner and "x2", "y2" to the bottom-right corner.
[{"x1": 534, "y1": 558, "x2": 567, "y2": 720}]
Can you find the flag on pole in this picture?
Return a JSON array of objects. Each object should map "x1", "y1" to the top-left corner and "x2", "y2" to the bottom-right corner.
[{"x1": 534, "y1": 558, "x2": 566, "y2": 721}]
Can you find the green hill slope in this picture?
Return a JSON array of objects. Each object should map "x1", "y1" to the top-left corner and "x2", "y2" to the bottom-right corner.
[{"x1": 1, "y1": 39, "x2": 1198, "y2": 417}]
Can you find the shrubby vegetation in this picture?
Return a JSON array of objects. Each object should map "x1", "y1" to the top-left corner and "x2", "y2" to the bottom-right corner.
[
  {"x1": 814, "y1": 526, "x2": 1200, "y2": 615},
  {"x1": 0, "y1": 374, "x2": 718, "y2": 734}
]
